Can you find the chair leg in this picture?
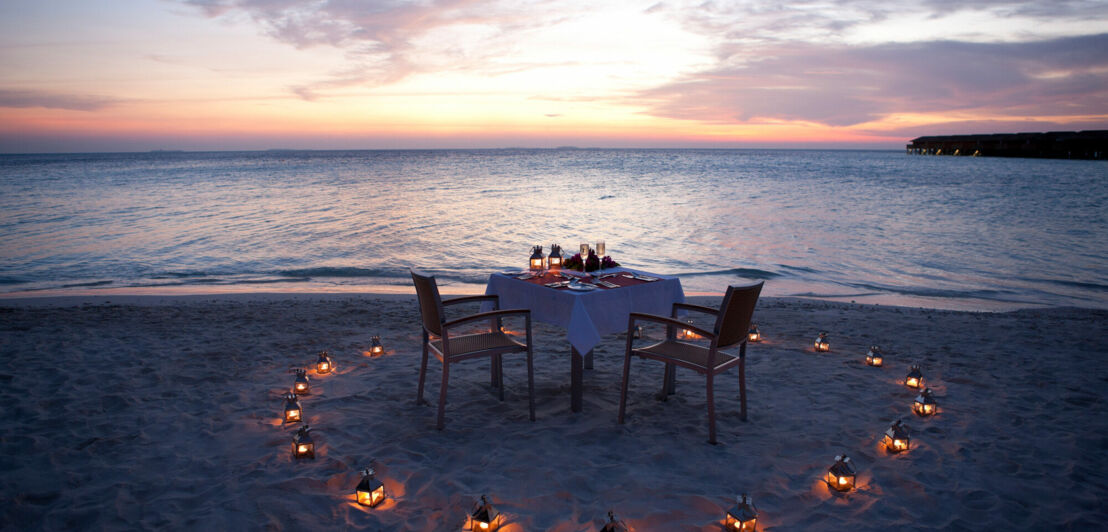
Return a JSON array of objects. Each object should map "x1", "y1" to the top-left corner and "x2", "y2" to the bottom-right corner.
[
  {"x1": 656, "y1": 363, "x2": 675, "y2": 401},
  {"x1": 437, "y1": 361, "x2": 450, "y2": 430},
  {"x1": 706, "y1": 372, "x2": 717, "y2": 445},
  {"x1": 739, "y1": 342, "x2": 748, "y2": 422},
  {"x1": 497, "y1": 354, "x2": 505, "y2": 401},
  {"x1": 417, "y1": 332, "x2": 429, "y2": 405},
  {"x1": 570, "y1": 348, "x2": 584, "y2": 413},
  {"x1": 490, "y1": 354, "x2": 500, "y2": 388},
  {"x1": 527, "y1": 347, "x2": 536, "y2": 422},
  {"x1": 618, "y1": 347, "x2": 632, "y2": 424}
]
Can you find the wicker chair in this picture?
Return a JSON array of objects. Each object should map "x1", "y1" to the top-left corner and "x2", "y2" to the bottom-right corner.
[
  {"x1": 411, "y1": 270, "x2": 535, "y2": 430},
  {"x1": 618, "y1": 282, "x2": 763, "y2": 444}
]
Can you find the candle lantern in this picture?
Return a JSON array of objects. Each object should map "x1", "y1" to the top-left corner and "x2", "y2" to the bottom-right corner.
[
  {"x1": 600, "y1": 511, "x2": 630, "y2": 532},
  {"x1": 355, "y1": 467, "x2": 386, "y2": 507},
  {"x1": 292, "y1": 424, "x2": 315, "y2": 459},
  {"x1": 292, "y1": 368, "x2": 310, "y2": 395},
  {"x1": 633, "y1": 325, "x2": 644, "y2": 339},
  {"x1": 283, "y1": 393, "x2": 303, "y2": 423},
  {"x1": 681, "y1": 320, "x2": 700, "y2": 340},
  {"x1": 814, "y1": 331, "x2": 830, "y2": 352},
  {"x1": 369, "y1": 335, "x2": 384, "y2": 356},
  {"x1": 468, "y1": 495, "x2": 500, "y2": 531},
  {"x1": 548, "y1": 244, "x2": 563, "y2": 269},
  {"x1": 905, "y1": 364, "x2": 923, "y2": 388},
  {"x1": 529, "y1": 245, "x2": 545, "y2": 271},
  {"x1": 826, "y1": 454, "x2": 856, "y2": 492},
  {"x1": 883, "y1": 419, "x2": 910, "y2": 453},
  {"x1": 747, "y1": 324, "x2": 761, "y2": 343},
  {"x1": 913, "y1": 388, "x2": 937, "y2": 416},
  {"x1": 865, "y1": 345, "x2": 883, "y2": 367},
  {"x1": 316, "y1": 351, "x2": 334, "y2": 374},
  {"x1": 724, "y1": 494, "x2": 758, "y2": 531}
]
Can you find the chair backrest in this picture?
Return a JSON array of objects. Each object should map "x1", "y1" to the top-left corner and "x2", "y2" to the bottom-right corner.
[
  {"x1": 713, "y1": 281, "x2": 764, "y2": 349},
  {"x1": 410, "y1": 270, "x2": 445, "y2": 336}
]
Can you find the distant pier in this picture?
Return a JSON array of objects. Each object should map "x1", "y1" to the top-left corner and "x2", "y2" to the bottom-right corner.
[{"x1": 906, "y1": 130, "x2": 1107, "y2": 160}]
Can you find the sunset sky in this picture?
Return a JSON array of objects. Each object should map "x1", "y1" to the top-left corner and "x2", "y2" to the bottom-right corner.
[{"x1": 2, "y1": 0, "x2": 1107, "y2": 152}]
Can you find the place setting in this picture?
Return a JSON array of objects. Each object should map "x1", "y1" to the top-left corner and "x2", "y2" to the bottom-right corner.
[{"x1": 507, "y1": 241, "x2": 664, "y2": 291}]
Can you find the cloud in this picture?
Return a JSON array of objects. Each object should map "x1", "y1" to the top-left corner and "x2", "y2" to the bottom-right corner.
[
  {"x1": 862, "y1": 118, "x2": 1108, "y2": 139},
  {"x1": 664, "y1": 0, "x2": 1108, "y2": 44},
  {"x1": 178, "y1": 0, "x2": 1108, "y2": 130},
  {"x1": 181, "y1": 0, "x2": 553, "y2": 99},
  {"x1": 0, "y1": 89, "x2": 121, "y2": 111},
  {"x1": 181, "y1": 0, "x2": 232, "y2": 17},
  {"x1": 633, "y1": 33, "x2": 1108, "y2": 127}
]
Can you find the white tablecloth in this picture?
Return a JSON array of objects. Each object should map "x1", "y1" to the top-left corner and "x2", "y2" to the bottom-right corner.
[{"x1": 484, "y1": 267, "x2": 685, "y2": 354}]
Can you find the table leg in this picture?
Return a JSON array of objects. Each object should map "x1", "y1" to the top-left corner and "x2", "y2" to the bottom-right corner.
[
  {"x1": 655, "y1": 362, "x2": 676, "y2": 401},
  {"x1": 571, "y1": 346, "x2": 589, "y2": 413},
  {"x1": 584, "y1": 350, "x2": 594, "y2": 370}
]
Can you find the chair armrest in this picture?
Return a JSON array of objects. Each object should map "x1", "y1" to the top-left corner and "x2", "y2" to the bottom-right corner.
[
  {"x1": 443, "y1": 295, "x2": 499, "y2": 307},
  {"x1": 628, "y1": 312, "x2": 715, "y2": 340},
  {"x1": 443, "y1": 309, "x2": 530, "y2": 330},
  {"x1": 672, "y1": 302, "x2": 718, "y2": 317}
]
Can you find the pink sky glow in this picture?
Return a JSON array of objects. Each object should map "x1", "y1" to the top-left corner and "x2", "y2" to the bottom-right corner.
[{"x1": 2, "y1": 0, "x2": 1107, "y2": 153}]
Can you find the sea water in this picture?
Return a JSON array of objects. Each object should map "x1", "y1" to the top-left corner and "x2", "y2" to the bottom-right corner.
[{"x1": 1, "y1": 149, "x2": 1105, "y2": 310}]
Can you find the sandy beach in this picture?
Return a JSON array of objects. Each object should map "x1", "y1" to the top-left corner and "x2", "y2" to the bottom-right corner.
[{"x1": 2, "y1": 293, "x2": 1106, "y2": 530}]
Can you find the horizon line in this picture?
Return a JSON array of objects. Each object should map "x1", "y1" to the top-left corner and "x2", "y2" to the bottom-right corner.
[{"x1": 1, "y1": 146, "x2": 912, "y2": 156}]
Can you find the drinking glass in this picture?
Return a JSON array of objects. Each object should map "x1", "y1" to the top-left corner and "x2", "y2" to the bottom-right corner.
[
  {"x1": 579, "y1": 242, "x2": 590, "y2": 257},
  {"x1": 595, "y1": 241, "x2": 606, "y2": 275}
]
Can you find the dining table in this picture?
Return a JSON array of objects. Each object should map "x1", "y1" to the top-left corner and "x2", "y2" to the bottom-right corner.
[{"x1": 484, "y1": 266, "x2": 685, "y2": 412}]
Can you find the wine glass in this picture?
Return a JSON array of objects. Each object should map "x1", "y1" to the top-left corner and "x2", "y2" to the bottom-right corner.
[{"x1": 595, "y1": 241, "x2": 606, "y2": 276}]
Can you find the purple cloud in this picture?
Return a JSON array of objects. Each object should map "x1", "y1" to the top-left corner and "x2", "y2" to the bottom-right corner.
[
  {"x1": 179, "y1": 0, "x2": 1108, "y2": 130},
  {"x1": 863, "y1": 118, "x2": 1108, "y2": 139},
  {"x1": 635, "y1": 33, "x2": 1108, "y2": 127},
  {"x1": 182, "y1": 0, "x2": 540, "y2": 98},
  {"x1": 0, "y1": 89, "x2": 121, "y2": 111}
]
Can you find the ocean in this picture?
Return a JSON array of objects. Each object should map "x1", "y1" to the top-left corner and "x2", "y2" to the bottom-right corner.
[{"x1": 1, "y1": 149, "x2": 1105, "y2": 310}]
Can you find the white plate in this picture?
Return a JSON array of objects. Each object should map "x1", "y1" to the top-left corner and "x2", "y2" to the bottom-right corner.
[{"x1": 566, "y1": 283, "x2": 596, "y2": 291}]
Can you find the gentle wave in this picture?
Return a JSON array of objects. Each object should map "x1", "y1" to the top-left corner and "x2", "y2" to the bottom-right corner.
[
  {"x1": 274, "y1": 266, "x2": 486, "y2": 285},
  {"x1": 677, "y1": 267, "x2": 783, "y2": 279},
  {"x1": 840, "y1": 282, "x2": 1024, "y2": 301},
  {"x1": 61, "y1": 280, "x2": 114, "y2": 288},
  {"x1": 133, "y1": 277, "x2": 314, "y2": 288},
  {"x1": 276, "y1": 267, "x2": 400, "y2": 278},
  {"x1": 1022, "y1": 277, "x2": 1108, "y2": 293},
  {"x1": 151, "y1": 271, "x2": 221, "y2": 279}
]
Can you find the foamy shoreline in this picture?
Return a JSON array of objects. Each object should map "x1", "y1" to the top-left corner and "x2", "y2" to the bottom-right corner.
[
  {"x1": 0, "y1": 282, "x2": 1058, "y2": 312},
  {"x1": 2, "y1": 293, "x2": 1106, "y2": 530}
]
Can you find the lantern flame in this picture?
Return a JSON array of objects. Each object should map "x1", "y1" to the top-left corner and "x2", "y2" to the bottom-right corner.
[
  {"x1": 368, "y1": 335, "x2": 385, "y2": 356},
  {"x1": 747, "y1": 324, "x2": 761, "y2": 342},
  {"x1": 814, "y1": 331, "x2": 830, "y2": 351}
]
